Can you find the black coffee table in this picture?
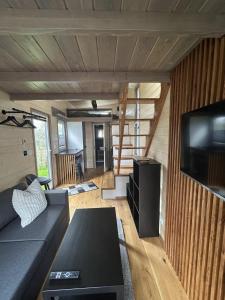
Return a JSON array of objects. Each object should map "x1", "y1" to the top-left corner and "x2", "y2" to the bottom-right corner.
[{"x1": 42, "y1": 207, "x2": 124, "y2": 300}]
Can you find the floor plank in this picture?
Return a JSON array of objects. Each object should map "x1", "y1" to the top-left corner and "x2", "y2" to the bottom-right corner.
[{"x1": 38, "y1": 170, "x2": 188, "y2": 300}]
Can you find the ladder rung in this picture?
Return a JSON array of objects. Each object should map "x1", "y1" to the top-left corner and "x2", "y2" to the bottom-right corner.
[
  {"x1": 113, "y1": 144, "x2": 133, "y2": 146},
  {"x1": 114, "y1": 165, "x2": 133, "y2": 169},
  {"x1": 122, "y1": 118, "x2": 152, "y2": 122},
  {"x1": 115, "y1": 146, "x2": 145, "y2": 150},
  {"x1": 112, "y1": 134, "x2": 148, "y2": 137},
  {"x1": 113, "y1": 156, "x2": 134, "y2": 160}
]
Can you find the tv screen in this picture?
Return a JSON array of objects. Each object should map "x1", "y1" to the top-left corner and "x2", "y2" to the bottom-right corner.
[{"x1": 181, "y1": 100, "x2": 225, "y2": 199}]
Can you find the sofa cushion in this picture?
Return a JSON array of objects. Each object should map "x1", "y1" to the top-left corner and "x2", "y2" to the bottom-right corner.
[
  {"x1": 12, "y1": 179, "x2": 47, "y2": 228},
  {"x1": 0, "y1": 205, "x2": 67, "y2": 245},
  {"x1": 0, "y1": 183, "x2": 27, "y2": 230},
  {"x1": 0, "y1": 240, "x2": 45, "y2": 300}
]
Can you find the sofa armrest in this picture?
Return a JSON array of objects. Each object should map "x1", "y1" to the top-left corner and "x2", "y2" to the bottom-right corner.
[{"x1": 45, "y1": 189, "x2": 68, "y2": 206}]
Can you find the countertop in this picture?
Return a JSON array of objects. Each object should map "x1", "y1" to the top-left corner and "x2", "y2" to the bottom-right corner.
[{"x1": 56, "y1": 149, "x2": 83, "y2": 155}]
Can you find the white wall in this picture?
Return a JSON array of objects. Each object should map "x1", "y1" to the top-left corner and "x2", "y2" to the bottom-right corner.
[
  {"x1": 85, "y1": 122, "x2": 94, "y2": 168},
  {"x1": 139, "y1": 84, "x2": 170, "y2": 239},
  {"x1": 148, "y1": 91, "x2": 170, "y2": 239},
  {"x1": 67, "y1": 122, "x2": 83, "y2": 150},
  {"x1": 139, "y1": 83, "x2": 161, "y2": 150}
]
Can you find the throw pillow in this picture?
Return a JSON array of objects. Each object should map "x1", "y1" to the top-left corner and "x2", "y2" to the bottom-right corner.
[
  {"x1": 12, "y1": 179, "x2": 47, "y2": 228},
  {"x1": 0, "y1": 183, "x2": 27, "y2": 230}
]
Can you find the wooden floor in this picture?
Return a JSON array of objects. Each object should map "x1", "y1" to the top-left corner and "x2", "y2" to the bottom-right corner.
[{"x1": 38, "y1": 170, "x2": 188, "y2": 300}]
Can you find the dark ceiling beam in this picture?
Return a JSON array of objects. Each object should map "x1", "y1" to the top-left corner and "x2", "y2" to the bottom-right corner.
[{"x1": 0, "y1": 9, "x2": 224, "y2": 37}]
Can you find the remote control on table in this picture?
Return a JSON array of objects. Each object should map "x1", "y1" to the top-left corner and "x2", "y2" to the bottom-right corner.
[{"x1": 49, "y1": 271, "x2": 80, "y2": 280}]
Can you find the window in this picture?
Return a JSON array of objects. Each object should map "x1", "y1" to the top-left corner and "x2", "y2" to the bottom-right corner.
[
  {"x1": 58, "y1": 119, "x2": 66, "y2": 149},
  {"x1": 97, "y1": 128, "x2": 103, "y2": 138}
]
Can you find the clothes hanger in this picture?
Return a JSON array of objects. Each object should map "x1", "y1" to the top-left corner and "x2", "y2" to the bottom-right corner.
[
  {"x1": 0, "y1": 116, "x2": 22, "y2": 127},
  {"x1": 20, "y1": 119, "x2": 36, "y2": 129},
  {"x1": 1, "y1": 108, "x2": 41, "y2": 128}
]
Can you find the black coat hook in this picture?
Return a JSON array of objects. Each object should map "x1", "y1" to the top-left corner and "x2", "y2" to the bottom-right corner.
[
  {"x1": 1, "y1": 108, "x2": 45, "y2": 128},
  {"x1": 2, "y1": 108, "x2": 46, "y2": 121}
]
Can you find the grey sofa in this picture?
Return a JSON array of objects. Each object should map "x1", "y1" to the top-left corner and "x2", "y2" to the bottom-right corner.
[{"x1": 0, "y1": 183, "x2": 69, "y2": 300}]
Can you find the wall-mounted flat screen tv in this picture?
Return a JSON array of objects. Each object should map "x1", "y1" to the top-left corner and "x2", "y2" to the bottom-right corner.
[{"x1": 181, "y1": 100, "x2": 225, "y2": 200}]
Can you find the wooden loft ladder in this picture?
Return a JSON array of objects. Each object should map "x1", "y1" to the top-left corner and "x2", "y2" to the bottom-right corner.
[
  {"x1": 117, "y1": 85, "x2": 128, "y2": 175},
  {"x1": 113, "y1": 82, "x2": 170, "y2": 175}
]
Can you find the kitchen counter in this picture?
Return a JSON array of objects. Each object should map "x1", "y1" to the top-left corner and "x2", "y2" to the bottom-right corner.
[
  {"x1": 57, "y1": 149, "x2": 83, "y2": 156},
  {"x1": 55, "y1": 149, "x2": 84, "y2": 185}
]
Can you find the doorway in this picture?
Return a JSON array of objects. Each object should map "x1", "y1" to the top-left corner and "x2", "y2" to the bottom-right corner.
[
  {"x1": 94, "y1": 124, "x2": 104, "y2": 167},
  {"x1": 93, "y1": 123, "x2": 111, "y2": 172},
  {"x1": 33, "y1": 111, "x2": 52, "y2": 183}
]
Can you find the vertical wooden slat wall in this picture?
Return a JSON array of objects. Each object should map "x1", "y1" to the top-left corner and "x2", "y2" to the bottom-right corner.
[{"x1": 165, "y1": 38, "x2": 225, "y2": 300}]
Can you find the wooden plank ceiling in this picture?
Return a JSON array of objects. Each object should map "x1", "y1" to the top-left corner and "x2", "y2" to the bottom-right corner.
[{"x1": 0, "y1": 0, "x2": 224, "y2": 98}]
